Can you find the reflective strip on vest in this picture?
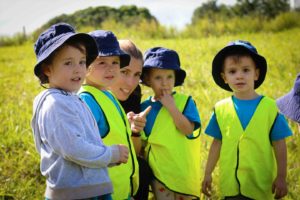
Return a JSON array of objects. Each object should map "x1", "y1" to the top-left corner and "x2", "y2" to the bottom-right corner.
[
  {"x1": 215, "y1": 96, "x2": 278, "y2": 199},
  {"x1": 79, "y1": 85, "x2": 139, "y2": 199},
  {"x1": 145, "y1": 93, "x2": 201, "y2": 198}
]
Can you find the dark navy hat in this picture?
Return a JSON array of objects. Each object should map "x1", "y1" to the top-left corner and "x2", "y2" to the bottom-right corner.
[
  {"x1": 212, "y1": 40, "x2": 267, "y2": 91},
  {"x1": 276, "y1": 73, "x2": 300, "y2": 123},
  {"x1": 34, "y1": 22, "x2": 98, "y2": 77},
  {"x1": 88, "y1": 30, "x2": 130, "y2": 68},
  {"x1": 141, "y1": 47, "x2": 186, "y2": 86}
]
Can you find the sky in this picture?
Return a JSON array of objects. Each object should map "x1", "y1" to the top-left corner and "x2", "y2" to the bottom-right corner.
[{"x1": 0, "y1": 0, "x2": 235, "y2": 36}]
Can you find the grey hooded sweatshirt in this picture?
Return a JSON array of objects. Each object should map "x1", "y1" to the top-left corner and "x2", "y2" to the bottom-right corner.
[{"x1": 31, "y1": 88, "x2": 120, "y2": 199}]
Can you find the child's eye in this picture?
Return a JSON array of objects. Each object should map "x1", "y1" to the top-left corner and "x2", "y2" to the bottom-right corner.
[
  {"x1": 121, "y1": 70, "x2": 129, "y2": 76},
  {"x1": 65, "y1": 61, "x2": 72, "y2": 66},
  {"x1": 229, "y1": 70, "x2": 236, "y2": 74},
  {"x1": 134, "y1": 72, "x2": 142, "y2": 78},
  {"x1": 243, "y1": 68, "x2": 250, "y2": 72},
  {"x1": 167, "y1": 74, "x2": 174, "y2": 79},
  {"x1": 80, "y1": 60, "x2": 86, "y2": 66},
  {"x1": 113, "y1": 61, "x2": 120, "y2": 65}
]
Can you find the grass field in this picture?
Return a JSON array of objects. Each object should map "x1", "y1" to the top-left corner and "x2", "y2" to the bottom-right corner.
[{"x1": 0, "y1": 28, "x2": 299, "y2": 199}]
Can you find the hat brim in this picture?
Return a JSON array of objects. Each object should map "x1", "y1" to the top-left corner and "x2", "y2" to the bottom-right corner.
[
  {"x1": 277, "y1": 89, "x2": 300, "y2": 123},
  {"x1": 97, "y1": 50, "x2": 130, "y2": 68},
  {"x1": 212, "y1": 45, "x2": 267, "y2": 91},
  {"x1": 141, "y1": 67, "x2": 186, "y2": 87},
  {"x1": 34, "y1": 33, "x2": 98, "y2": 77}
]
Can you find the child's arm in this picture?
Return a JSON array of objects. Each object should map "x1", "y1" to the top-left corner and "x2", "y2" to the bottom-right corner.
[
  {"x1": 202, "y1": 139, "x2": 221, "y2": 197},
  {"x1": 272, "y1": 139, "x2": 288, "y2": 199},
  {"x1": 159, "y1": 91, "x2": 194, "y2": 135}
]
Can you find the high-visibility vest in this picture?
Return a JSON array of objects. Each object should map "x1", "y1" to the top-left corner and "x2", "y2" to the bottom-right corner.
[
  {"x1": 144, "y1": 93, "x2": 201, "y2": 198},
  {"x1": 79, "y1": 85, "x2": 139, "y2": 199},
  {"x1": 215, "y1": 96, "x2": 278, "y2": 199}
]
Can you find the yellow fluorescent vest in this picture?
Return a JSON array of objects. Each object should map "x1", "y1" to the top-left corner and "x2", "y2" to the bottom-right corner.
[
  {"x1": 79, "y1": 85, "x2": 139, "y2": 199},
  {"x1": 215, "y1": 96, "x2": 278, "y2": 200},
  {"x1": 144, "y1": 93, "x2": 201, "y2": 198}
]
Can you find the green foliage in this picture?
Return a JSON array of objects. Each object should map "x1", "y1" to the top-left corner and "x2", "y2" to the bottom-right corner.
[
  {"x1": 0, "y1": 29, "x2": 299, "y2": 199},
  {"x1": 32, "y1": 5, "x2": 157, "y2": 42},
  {"x1": 183, "y1": 12, "x2": 300, "y2": 38},
  {"x1": 265, "y1": 11, "x2": 300, "y2": 31},
  {"x1": 0, "y1": 33, "x2": 28, "y2": 46},
  {"x1": 234, "y1": 0, "x2": 290, "y2": 18},
  {"x1": 191, "y1": 0, "x2": 233, "y2": 24},
  {"x1": 192, "y1": 0, "x2": 290, "y2": 21},
  {"x1": 1, "y1": 4, "x2": 300, "y2": 47}
]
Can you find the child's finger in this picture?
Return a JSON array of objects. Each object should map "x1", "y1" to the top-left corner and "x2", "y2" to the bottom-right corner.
[
  {"x1": 140, "y1": 106, "x2": 152, "y2": 117},
  {"x1": 272, "y1": 183, "x2": 276, "y2": 193},
  {"x1": 127, "y1": 111, "x2": 135, "y2": 120}
]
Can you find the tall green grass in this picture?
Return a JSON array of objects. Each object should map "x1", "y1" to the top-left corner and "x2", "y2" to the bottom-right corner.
[{"x1": 0, "y1": 29, "x2": 299, "y2": 199}]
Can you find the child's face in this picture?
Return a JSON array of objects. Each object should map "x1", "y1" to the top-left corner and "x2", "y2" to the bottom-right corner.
[
  {"x1": 221, "y1": 55, "x2": 259, "y2": 99},
  {"x1": 146, "y1": 68, "x2": 175, "y2": 99},
  {"x1": 43, "y1": 45, "x2": 87, "y2": 92},
  {"x1": 109, "y1": 57, "x2": 142, "y2": 101},
  {"x1": 86, "y1": 56, "x2": 120, "y2": 90}
]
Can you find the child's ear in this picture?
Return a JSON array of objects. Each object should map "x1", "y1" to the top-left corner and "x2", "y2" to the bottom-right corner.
[
  {"x1": 42, "y1": 64, "x2": 51, "y2": 77},
  {"x1": 255, "y1": 68, "x2": 260, "y2": 81},
  {"x1": 221, "y1": 72, "x2": 227, "y2": 83},
  {"x1": 144, "y1": 76, "x2": 150, "y2": 86}
]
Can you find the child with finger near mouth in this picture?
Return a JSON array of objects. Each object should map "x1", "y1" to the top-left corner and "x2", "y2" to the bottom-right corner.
[{"x1": 140, "y1": 47, "x2": 202, "y2": 199}]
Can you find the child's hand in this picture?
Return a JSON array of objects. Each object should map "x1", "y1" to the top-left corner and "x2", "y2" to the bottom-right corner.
[
  {"x1": 202, "y1": 174, "x2": 212, "y2": 197},
  {"x1": 117, "y1": 144, "x2": 129, "y2": 164},
  {"x1": 158, "y1": 90, "x2": 175, "y2": 110},
  {"x1": 127, "y1": 106, "x2": 151, "y2": 133},
  {"x1": 272, "y1": 176, "x2": 288, "y2": 199}
]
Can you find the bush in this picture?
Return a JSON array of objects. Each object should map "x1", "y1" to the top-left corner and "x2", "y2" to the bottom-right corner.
[
  {"x1": 265, "y1": 11, "x2": 300, "y2": 32},
  {"x1": 0, "y1": 33, "x2": 28, "y2": 47}
]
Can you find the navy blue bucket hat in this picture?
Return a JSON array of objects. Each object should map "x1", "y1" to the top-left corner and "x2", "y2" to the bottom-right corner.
[
  {"x1": 34, "y1": 22, "x2": 98, "y2": 77},
  {"x1": 141, "y1": 47, "x2": 186, "y2": 86},
  {"x1": 276, "y1": 73, "x2": 300, "y2": 123},
  {"x1": 88, "y1": 30, "x2": 130, "y2": 68},
  {"x1": 212, "y1": 40, "x2": 267, "y2": 91}
]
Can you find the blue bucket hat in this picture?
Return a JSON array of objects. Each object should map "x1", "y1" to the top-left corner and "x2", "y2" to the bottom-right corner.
[
  {"x1": 88, "y1": 30, "x2": 130, "y2": 68},
  {"x1": 212, "y1": 40, "x2": 267, "y2": 91},
  {"x1": 34, "y1": 22, "x2": 98, "y2": 77},
  {"x1": 276, "y1": 73, "x2": 300, "y2": 123},
  {"x1": 141, "y1": 47, "x2": 186, "y2": 86}
]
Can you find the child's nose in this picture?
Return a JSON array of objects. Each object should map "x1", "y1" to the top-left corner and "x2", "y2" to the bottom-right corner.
[
  {"x1": 75, "y1": 63, "x2": 84, "y2": 72},
  {"x1": 236, "y1": 71, "x2": 244, "y2": 78}
]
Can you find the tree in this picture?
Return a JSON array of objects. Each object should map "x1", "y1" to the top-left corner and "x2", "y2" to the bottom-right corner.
[
  {"x1": 234, "y1": 0, "x2": 290, "y2": 18},
  {"x1": 191, "y1": 0, "x2": 232, "y2": 24}
]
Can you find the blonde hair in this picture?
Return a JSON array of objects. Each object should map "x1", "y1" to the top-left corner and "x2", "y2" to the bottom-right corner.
[{"x1": 118, "y1": 39, "x2": 143, "y2": 62}]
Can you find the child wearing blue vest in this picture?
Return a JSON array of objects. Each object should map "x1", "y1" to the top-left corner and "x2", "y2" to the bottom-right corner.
[
  {"x1": 140, "y1": 47, "x2": 201, "y2": 199},
  {"x1": 277, "y1": 73, "x2": 300, "y2": 134},
  {"x1": 202, "y1": 40, "x2": 292, "y2": 200},
  {"x1": 31, "y1": 23, "x2": 129, "y2": 200},
  {"x1": 78, "y1": 30, "x2": 139, "y2": 200}
]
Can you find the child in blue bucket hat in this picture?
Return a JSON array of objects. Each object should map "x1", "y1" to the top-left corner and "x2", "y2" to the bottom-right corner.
[
  {"x1": 78, "y1": 30, "x2": 139, "y2": 200},
  {"x1": 202, "y1": 40, "x2": 292, "y2": 199},
  {"x1": 277, "y1": 73, "x2": 300, "y2": 133},
  {"x1": 31, "y1": 23, "x2": 129, "y2": 200},
  {"x1": 140, "y1": 47, "x2": 202, "y2": 199}
]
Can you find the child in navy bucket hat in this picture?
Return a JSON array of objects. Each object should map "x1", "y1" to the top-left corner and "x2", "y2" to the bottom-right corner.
[
  {"x1": 78, "y1": 30, "x2": 140, "y2": 200},
  {"x1": 202, "y1": 40, "x2": 292, "y2": 199},
  {"x1": 277, "y1": 73, "x2": 300, "y2": 133},
  {"x1": 140, "y1": 47, "x2": 202, "y2": 199},
  {"x1": 31, "y1": 23, "x2": 129, "y2": 200}
]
